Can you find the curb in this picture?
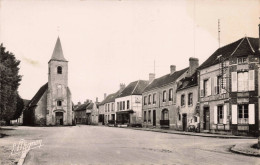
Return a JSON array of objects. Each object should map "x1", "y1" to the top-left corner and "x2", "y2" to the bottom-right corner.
[
  {"x1": 17, "y1": 149, "x2": 29, "y2": 165},
  {"x1": 230, "y1": 144, "x2": 260, "y2": 157},
  {"x1": 127, "y1": 127, "x2": 256, "y2": 139}
]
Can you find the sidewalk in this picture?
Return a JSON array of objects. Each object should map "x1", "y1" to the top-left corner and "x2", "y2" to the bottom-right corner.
[
  {"x1": 231, "y1": 143, "x2": 260, "y2": 157},
  {"x1": 124, "y1": 127, "x2": 256, "y2": 139}
]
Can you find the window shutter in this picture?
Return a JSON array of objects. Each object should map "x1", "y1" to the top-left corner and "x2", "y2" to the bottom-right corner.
[
  {"x1": 249, "y1": 104, "x2": 255, "y2": 124},
  {"x1": 208, "y1": 78, "x2": 212, "y2": 96},
  {"x1": 214, "y1": 106, "x2": 218, "y2": 124},
  {"x1": 223, "y1": 105, "x2": 227, "y2": 124},
  {"x1": 232, "y1": 105, "x2": 237, "y2": 124},
  {"x1": 231, "y1": 72, "x2": 237, "y2": 92},
  {"x1": 222, "y1": 74, "x2": 227, "y2": 94},
  {"x1": 214, "y1": 77, "x2": 217, "y2": 95},
  {"x1": 249, "y1": 70, "x2": 255, "y2": 91},
  {"x1": 200, "y1": 80, "x2": 204, "y2": 97}
]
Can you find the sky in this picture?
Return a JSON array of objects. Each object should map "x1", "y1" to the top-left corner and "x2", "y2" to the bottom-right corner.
[{"x1": 0, "y1": 0, "x2": 259, "y2": 103}]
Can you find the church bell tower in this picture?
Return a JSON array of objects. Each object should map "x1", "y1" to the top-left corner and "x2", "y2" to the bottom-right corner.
[{"x1": 46, "y1": 37, "x2": 72, "y2": 125}]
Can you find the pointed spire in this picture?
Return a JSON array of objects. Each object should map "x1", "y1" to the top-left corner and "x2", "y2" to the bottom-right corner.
[{"x1": 50, "y1": 37, "x2": 67, "y2": 62}]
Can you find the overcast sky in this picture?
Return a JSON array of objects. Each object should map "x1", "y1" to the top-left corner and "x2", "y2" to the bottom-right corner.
[{"x1": 1, "y1": 0, "x2": 259, "y2": 103}]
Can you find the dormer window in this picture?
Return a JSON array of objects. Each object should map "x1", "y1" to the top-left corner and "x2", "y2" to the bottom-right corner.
[
  {"x1": 57, "y1": 66, "x2": 62, "y2": 74},
  {"x1": 237, "y1": 57, "x2": 247, "y2": 64}
]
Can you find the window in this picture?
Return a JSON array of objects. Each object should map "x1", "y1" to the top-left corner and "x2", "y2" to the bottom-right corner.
[
  {"x1": 144, "y1": 96, "x2": 147, "y2": 105},
  {"x1": 217, "y1": 105, "x2": 223, "y2": 124},
  {"x1": 237, "y1": 57, "x2": 247, "y2": 64},
  {"x1": 148, "y1": 95, "x2": 151, "y2": 104},
  {"x1": 161, "y1": 109, "x2": 169, "y2": 120},
  {"x1": 57, "y1": 100, "x2": 62, "y2": 106},
  {"x1": 57, "y1": 66, "x2": 62, "y2": 74},
  {"x1": 169, "y1": 89, "x2": 173, "y2": 101},
  {"x1": 238, "y1": 104, "x2": 249, "y2": 124},
  {"x1": 144, "y1": 111, "x2": 147, "y2": 122},
  {"x1": 108, "y1": 104, "x2": 110, "y2": 112},
  {"x1": 120, "y1": 102, "x2": 122, "y2": 110},
  {"x1": 204, "y1": 79, "x2": 209, "y2": 96},
  {"x1": 179, "y1": 114, "x2": 181, "y2": 120},
  {"x1": 188, "y1": 93, "x2": 193, "y2": 106},
  {"x1": 111, "y1": 103, "x2": 114, "y2": 111},
  {"x1": 117, "y1": 102, "x2": 119, "y2": 111},
  {"x1": 123, "y1": 101, "x2": 125, "y2": 110},
  {"x1": 148, "y1": 110, "x2": 151, "y2": 122},
  {"x1": 153, "y1": 93, "x2": 156, "y2": 104},
  {"x1": 127, "y1": 100, "x2": 130, "y2": 109},
  {"x1": 163, "y1": 91, "x2": 166, "y2": 102},
  {"x1": 216, "y1": 76, "x2": 221, "y2": 94},
  {"x1": 181, "y1": 94, "x2": 185, "y2": 106},
  {"x1": 238, "y1": 72, "x2": 249, "y2": 92}
]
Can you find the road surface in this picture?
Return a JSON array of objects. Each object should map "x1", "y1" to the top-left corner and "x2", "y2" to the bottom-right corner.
[{"x1": 21, "y1": 125, "x2": 259, "y2": 165}]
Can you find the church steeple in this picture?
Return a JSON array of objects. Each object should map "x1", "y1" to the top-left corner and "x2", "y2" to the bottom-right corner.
[{"x1": 50, "y1": 37, "x2": 67, "y2": 62}]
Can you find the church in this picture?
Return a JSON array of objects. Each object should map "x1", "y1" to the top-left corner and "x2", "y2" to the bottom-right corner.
[{"x1": 23, "y1": 37, "x2": 73, "y2": 126}]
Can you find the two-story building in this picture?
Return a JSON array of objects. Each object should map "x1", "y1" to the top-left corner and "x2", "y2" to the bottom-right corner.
[
  {"x1": 115, "y1": 80, "x2": 149, "y2": 126},
  {"x1": 198, "y1": 34, "x2": 260, "y2": 136},
  {"x1": 176, "y1": 66, "x2": 199, "y2": 131},
  {"x1": 142, "y1": 58, "x2": 198, "y2": 129},
  {"x1": 99, "y1": 84, "x2": 125, "y2": 125}
]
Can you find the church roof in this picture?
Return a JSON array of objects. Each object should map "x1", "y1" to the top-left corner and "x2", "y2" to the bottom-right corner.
[
  {"x1": 50, "y1": 37, "x2": 67, "y2": 62},
  {"x1": 27, "y1": 83, "x2": 48, "y2": 108}
]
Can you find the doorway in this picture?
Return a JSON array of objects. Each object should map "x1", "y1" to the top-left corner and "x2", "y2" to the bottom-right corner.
[
  {"x1": 56, "y1": 112, "x2": 63, "y2": 125},
  {"x1": 153, "y1": 110, "x2": 156, "y2": 126},
  {"x1": 203, "y1": 107, "x2": 210, "y2": 130},
  {"x1": 182, "y1": 113, "x2": 187, "y2": 131}
]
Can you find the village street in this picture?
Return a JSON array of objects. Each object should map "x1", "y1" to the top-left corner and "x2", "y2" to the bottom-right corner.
[{"x1": 0, "y1": 125, "x2": 258, "y2": 165}]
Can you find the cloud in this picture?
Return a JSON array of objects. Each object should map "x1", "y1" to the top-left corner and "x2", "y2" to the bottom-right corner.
[{"x1": 22, "y1": 56, "x2": 40, "y2": 66}]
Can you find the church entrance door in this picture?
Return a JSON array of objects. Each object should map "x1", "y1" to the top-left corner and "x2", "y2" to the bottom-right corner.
[{"x1": 56, "y1": 112, "x2": 64, "y2": 125}]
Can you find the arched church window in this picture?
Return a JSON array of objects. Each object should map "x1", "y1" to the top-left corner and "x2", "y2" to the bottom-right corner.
[{"x1": 57, "y1": 66, "x2": 62, "y2": 74}]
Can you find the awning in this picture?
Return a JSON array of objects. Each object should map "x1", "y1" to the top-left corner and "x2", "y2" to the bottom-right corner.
[{"x1": 116, "y1": 110, "x2": 134, "y2": 114}]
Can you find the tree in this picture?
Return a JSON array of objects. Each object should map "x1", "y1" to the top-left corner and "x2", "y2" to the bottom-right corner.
[
  {"x1": 12, "y1": 93, "x2": 24, "y2": 120},
  {"x1": 0, "y1": 44, "x2": 22, "y2": 124}
]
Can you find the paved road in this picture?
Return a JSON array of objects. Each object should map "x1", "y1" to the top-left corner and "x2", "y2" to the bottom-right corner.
[{"x1": 22, "y1": 125, "x2": 259, "y2": 165}]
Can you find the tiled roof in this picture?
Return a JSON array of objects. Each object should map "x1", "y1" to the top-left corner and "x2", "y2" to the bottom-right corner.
[
  {"x1": 144, "y1": 67, "x2": 189, "y2": 92},
  {"x1": 100, "y1": 90, "x2": 121, "y2": 105},
  {"x1": 50, "y1": 37, "x2": 67, "y2": 62},
  {"x1": 27, "y1": 83, "x2": 48, "y2": 108},
  {"x1": 198, "y1": 37, "x2": 259, "y2": 70},
  {"x1": 117, "y1": 80, "x2": 149, "y2": 98},
  {"x1": 74, "y1": 103, "x2": 90, "y2": 111},
  {"x1": 177, "y1": 71, "x2": 198, "y2": 91},
  {"x1": 86, "y1": 103, "x2": 93, "y2": 109}
]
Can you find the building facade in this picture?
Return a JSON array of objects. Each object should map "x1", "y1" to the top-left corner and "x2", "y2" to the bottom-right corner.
[
  {"x1": 142, "y1": 58, "x2": 198, "y2": 129},
  {"x1": 24, "y1": 37, "x2": 73, "y2": 126},
  {"x1": 198, "y1": 36, "x2": 260, "y2": 136},
  {"x1": 115, "y1": 80, "x2": 149, "y2": 126},
  {"x1": 176, "y1": 71, "x2": 199, "y2": 131}
]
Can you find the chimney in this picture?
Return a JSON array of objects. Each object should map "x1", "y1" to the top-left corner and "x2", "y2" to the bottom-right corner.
[
  {"x1": 120, "y1": 83, "x2": 125, "y2": 91},
  {"x1": 149, "y1": 73, "x2": 155, "y2": 82},
  {"x1": 170, "y1": 65, "x2": 176, "y2": 74},
  {"x1": 189, "y1": 57, "x2": 199, "y2": 76},
  {"x1": 78, "y1": 102, "x2": 81, "y2": 105},
  {"x1": 96, "y1": 97, "x2": 98, "y2": 103},
  {"x1": 104, "y1": 93, "x2": 107, "y2": 99}
]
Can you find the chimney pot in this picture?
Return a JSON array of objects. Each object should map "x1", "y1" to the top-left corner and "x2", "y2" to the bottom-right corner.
[
  {"x1": 96, "y1": 97, "x2": 98, "y2": 103},
  {"x1": 170, "y1": 65, "x2": 176, "y2": 74}
]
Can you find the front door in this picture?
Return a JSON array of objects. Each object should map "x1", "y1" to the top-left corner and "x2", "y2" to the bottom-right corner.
[
  {"x1": 204, "y1": 107, "x2": 210, "y2": 130},
  {"x1": 56, "y1": 112, "x2": 63, "y2": 125},
  {"x1": 182, "y1": 114, "x2": 187, "y2": 131},
  {"x1": 153, "y1": 110, "x2": 156, "y2": 126}
]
